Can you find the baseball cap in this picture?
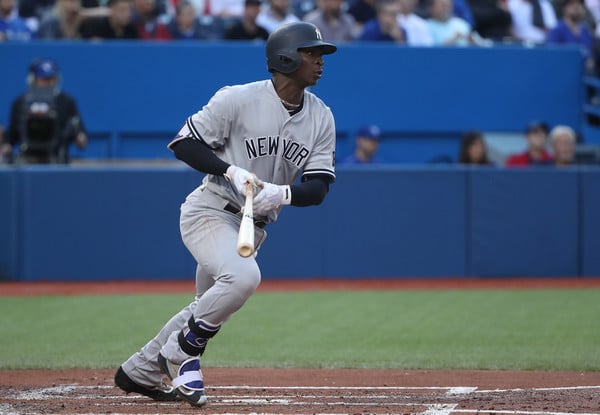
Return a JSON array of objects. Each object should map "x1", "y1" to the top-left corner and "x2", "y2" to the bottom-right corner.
[
  {"x1": 30, "y1": 59, "x2": 60, "y2": 79},
  {"x1": 357, "y1": 125, "x2": 382, "y2": 141},
  {"x1": 525, "y1": 121, "x2": 549, "y2": 134}
]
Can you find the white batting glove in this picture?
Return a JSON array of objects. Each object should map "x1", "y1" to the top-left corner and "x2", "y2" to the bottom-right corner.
[
  {"x1": 253, "y1": 182, "x2": 291, "y2": 214},
  {"x1": 224, "y1": 165, "x2": 261, "y2": 195}
]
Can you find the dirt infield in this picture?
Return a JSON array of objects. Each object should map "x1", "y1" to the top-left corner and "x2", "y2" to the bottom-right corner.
[
  {"x1": 3, "y1": 277, "x2": 600, "y2": 297},
  {"x1": 1, "y1": 278, "x2": 599, "y2": 414},
  {"x1": 1, "y1": 368, "x2": 599, "y2": 414}
]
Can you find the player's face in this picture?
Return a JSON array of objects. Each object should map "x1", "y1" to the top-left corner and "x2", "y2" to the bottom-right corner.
[{"x1": 293, "y1": 48, "x2": 326, "y2": 87}]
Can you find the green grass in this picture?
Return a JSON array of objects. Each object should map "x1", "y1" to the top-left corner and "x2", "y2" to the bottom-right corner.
[{"x1": 1, "y1": 289, "x2": 599, "y2": 371}]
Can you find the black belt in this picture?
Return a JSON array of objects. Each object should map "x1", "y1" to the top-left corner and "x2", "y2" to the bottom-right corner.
[{"x1": 224, "y1": 203, "x2": 267, "y2": 229}]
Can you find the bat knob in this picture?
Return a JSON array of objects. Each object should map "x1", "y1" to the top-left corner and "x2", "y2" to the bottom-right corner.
[{"x1": 237, "y1": 244, "x2": 254, "y2": 258}]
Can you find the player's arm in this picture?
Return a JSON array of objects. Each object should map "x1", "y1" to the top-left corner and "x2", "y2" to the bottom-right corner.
[
  {"x1": 253, "y1": 174, "x2": 332, "y2": 215},
  {"x1": 170, "y1": 135, "x2": 330, "y2": 205},
  {"x1": 289, "y1": 175, "x2": 331, "y2": 206},
  {"x1": 169, "y1": 135, "x2": 259, "y2": 195},
  {"x1": 169, "y1": 135, "x2": 230, "y2": 175}
]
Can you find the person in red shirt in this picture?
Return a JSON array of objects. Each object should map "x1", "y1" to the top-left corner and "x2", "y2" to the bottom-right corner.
[{"x1": 505, "y1": 121, "x2": 553, "y2": 166}]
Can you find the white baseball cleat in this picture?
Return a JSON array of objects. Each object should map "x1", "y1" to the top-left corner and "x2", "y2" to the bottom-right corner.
[{"x1": 158, "y1": 354, "x2": 207, "y2": 407}]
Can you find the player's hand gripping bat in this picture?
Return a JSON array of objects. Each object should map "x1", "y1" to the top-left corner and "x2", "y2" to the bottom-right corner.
[{"x1": 237, "y1": 181, "x2": 255, "y2": 258}]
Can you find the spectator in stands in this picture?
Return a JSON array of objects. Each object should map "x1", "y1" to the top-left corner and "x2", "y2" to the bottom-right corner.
[
  {"x1": 168, "y1": 0, "x2": 209, "y2": 39},
  {"x1": 303, "y1": 0, "x2": 358, "y2": 42},
  {"x1": 341, "y1": 125, "x2": 384, "y2": 164},
  {"x1": 291, "y1": 0, "x2": 316, "y2": 19},
  {"x1": 549, "y1": 124, "x2": 577, "y2": 166},
  {"x1": 505, "y1": 121, "x2": 553, "y2": 166},
  {"x1": 458, "y1": 130, "x2": 493, "y2": 164},
  {"x1": 224, "y1": 0, "x2": 269, "y2": 39},
  {"x1": 37, "y1": 0, "x2": 87, "y2": 39},
  {"x1": 398, "y1": 0, "x2": 434, "y2": 45},
  {"x1": 191, "y1": 0, "x2": 247, "y2": 38},
  {"x1": 80, "y1": 0, "x2": 140, "y2": 39},
  {"x1": 584, "y1": 0, "x2": 600, "y2": 36},
  {"x1": 427, "y1": 0, "x2": 474, "y2": 45},
  {"x1": 208, "y1": 0, "x2": 246, "y2": 19},
  {"x1": 507, "y1": 0, "x2": 557, "y2": 43},
  {"x1": 466, "y1": 0, "x2": 514, "y2": 41},
  {"x1": 415, "y1": 0, "x2": 473, "y2": 24},
  {"x1": 256, "y1": 0, "x2": 300, "y2": 33},
  {"x1": 0, "y1": 0, "x2": 35, "y2": 41},
  {"x1": 547, "y1": 0, "x2": 595, "y2": 74},
  {"x1": 189, "y1": 0, "x2": 252, "y2": 39},
  {"x1": 359, "y1": 0, "x2": 407, "y2": 42},
  {"x1": 453, "y1": 0, "x2": 474, "y2": 25},
  {"x1": 585, "y1": 0, "x2": 600, "y2": 76},
  {"x1": 17, "y1": 0, "x2": 54, "y2": 32},
  {"x1": 1, "y1": 59, "x2": 88, "y2": 164},
  {"x1": 132, "y1": 0, "x2": 172, "y2": 39},
  {"x1": 348, "y1": 0, "x2": 377, "y2": 28},
  {"x1": 184, "y1": 0, "x2": 209, "y2": 18}
]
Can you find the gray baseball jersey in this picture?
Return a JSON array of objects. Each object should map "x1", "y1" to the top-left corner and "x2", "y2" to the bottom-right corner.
[{"x1": 169, "y1": 79, "x2": 336, "y2": 223}]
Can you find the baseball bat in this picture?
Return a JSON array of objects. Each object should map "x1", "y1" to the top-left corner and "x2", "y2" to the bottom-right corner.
[{"x1": 237, "y1": 181, "x2": 255, "y2": 258}]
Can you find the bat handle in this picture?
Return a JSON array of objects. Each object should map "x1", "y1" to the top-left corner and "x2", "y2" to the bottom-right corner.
[
  {"x1": 237, "y1": 181, "x2": 255, "y2": 258},
  {"x1": 245, "y1": 181, "x2": 254, "y2": 199}
]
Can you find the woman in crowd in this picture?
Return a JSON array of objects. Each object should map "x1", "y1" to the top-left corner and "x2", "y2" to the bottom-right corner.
[{"x1": 458, "y1": 130, "x2": 493, "y2": 165}]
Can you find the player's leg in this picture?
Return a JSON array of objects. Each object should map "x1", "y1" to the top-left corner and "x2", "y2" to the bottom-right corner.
[
  {"x1": 159, "y1": 208, "x2": 265, "y2": 406},
  {"x1": 116, "y1": 262, "x2": 219, "y2": 401},
  {"x1": 162, "y1": 233, "x2": 262, "y2": 362},
  {"x1": 115, "y1": 301, "x2": 195, "y2": 401}
]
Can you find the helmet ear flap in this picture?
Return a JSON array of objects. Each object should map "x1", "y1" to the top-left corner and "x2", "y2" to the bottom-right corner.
[
  {"x1": 275, "y1": 50, "x2": 301, "y2": 74},
  {"x1": 278, "y1": 54, "x2": 292, "y2": 65}
]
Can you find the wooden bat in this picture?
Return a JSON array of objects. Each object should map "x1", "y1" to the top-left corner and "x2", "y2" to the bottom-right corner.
[{"x1": 237, "y1": 181, "x2": 255, "y2": 258}]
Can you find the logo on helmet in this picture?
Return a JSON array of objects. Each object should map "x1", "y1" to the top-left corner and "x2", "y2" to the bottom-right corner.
[{"x1": 315, "y1": 28, "x2": 323, "y2": 41}]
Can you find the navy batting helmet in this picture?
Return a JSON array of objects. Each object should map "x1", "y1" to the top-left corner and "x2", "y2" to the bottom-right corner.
[{"x1": 266, "y1": 22, "x2": 337, "y2": 74}]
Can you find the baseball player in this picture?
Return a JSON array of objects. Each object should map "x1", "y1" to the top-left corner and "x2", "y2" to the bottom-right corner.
[{"x1": 114, "y1": 21, "x2": 337, "y2": 407}]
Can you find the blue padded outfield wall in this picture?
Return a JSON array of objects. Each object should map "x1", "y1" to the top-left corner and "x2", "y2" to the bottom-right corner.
[
  {"x1": 0, "y1": 42, "x2": 596, "y2": 280},
  {"x1": 0, "y1": 42, "x2": 587, "y2": 162},
  {"x1": 1, "y1": 166, "x2": 599, "y2": 281}
]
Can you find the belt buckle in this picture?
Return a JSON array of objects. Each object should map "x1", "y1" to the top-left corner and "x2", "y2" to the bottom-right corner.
[{"x1": 224, "y1": 203, "x2": 239, "y2": 215}]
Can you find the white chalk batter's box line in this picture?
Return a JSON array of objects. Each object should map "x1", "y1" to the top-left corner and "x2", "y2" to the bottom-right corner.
[
  {"x1": 20, "y1": 383, "x2": 600, "y2": 393},
  {"x1": 3, "y1": 384, "x2": 600, "y2": 415}
]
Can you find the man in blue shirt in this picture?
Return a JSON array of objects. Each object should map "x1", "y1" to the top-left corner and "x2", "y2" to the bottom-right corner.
[
  {"x1": 359, "y1": 0, "x2": 406, "y2": 42},
  {"x1": 546, "y1": 0, "x2": 594, "y2": 73},
  {"x1": 0, "y1": 0, "x2": 34, "y2": 41},
  {"x1": 341, "y1": 125, "x2": 384, "y2": 164}
]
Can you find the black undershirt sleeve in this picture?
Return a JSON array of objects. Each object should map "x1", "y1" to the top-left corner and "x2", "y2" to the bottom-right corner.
[
  {"x1": 170, "y1": 136, "x2": 331, "y2": 207},
  {"x1": 170, "y1": 137, "x2": 230, "y2": 175},
  {"x1": 290, "y1": 175, "x2": 330, "y2": 207}
]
